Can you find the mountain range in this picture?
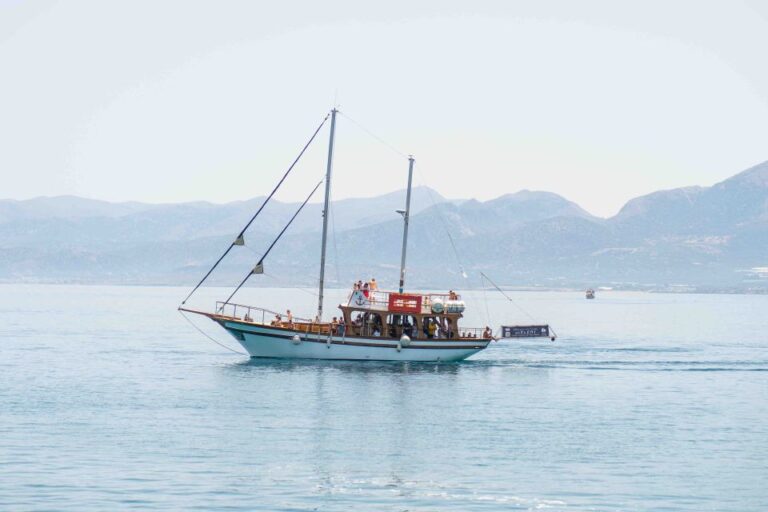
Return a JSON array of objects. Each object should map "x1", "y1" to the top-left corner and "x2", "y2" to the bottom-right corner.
[{"x1": 1, "y1": 161, "x2": 767, "y2": 292}]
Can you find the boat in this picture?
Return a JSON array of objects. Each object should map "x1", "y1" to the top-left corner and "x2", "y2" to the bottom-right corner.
[
  {"x1": 179, "y1": 109, "x2": 492, "y2": 361},
  {"x1": 586, "y1": 288, "x2": 595, "y2": 299}
]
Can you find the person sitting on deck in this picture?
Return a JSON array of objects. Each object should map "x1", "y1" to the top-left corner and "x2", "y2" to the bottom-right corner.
[
  {"x1": 271, "y1": 314, "x2": 282, "y2": 326},
  {"x1": 448, "y1": 290, "x2": 458, "y2": 300},
  {"x1": 372, "y1": 327, "x2": 381, "y2": 336},
  {"x1": 483, "y1": 326, "x2": 493, "y2": 339}
]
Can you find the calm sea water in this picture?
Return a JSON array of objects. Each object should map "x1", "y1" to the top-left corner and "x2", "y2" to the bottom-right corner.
[{"x1": 1, "y1": 284, "x2": 766, "y2": 511}]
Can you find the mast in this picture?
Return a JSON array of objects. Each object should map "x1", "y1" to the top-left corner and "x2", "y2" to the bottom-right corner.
[
  {"x1": 317, "y1": 108, "x2": 337, "y2": 320},
  {"x1": 398, "y1": 155, "x2": 415, "y2": 294}
]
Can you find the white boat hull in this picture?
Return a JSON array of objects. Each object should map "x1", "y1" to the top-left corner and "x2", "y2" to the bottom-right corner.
[{"x1": 217, "y1": 319, "x2": 489, "y2": 362}]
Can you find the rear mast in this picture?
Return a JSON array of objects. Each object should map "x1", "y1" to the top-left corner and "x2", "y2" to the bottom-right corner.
[{"x1": 398, "y1": 156, "x2": 415, "y2": 294}]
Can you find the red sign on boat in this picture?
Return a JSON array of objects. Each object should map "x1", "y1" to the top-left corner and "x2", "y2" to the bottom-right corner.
[{"x1": 388, "y1": 293, "x2": 422, "y2": 313}]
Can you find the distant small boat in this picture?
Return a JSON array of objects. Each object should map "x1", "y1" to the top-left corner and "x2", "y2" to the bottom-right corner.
[{"x1": 585, "y1": 288, "x2": 596, "y2": 299}]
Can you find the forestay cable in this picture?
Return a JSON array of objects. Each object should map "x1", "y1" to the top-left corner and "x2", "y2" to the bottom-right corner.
[{"x1": 181, "y1": 113, "x2": 330, "y2": 305}]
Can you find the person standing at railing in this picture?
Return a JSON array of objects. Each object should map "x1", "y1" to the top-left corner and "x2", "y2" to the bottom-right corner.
[
  {"x1": 331, "y1": 317, "x2": 339, "y2": 335},
  {"x1": 286, "y1": 309, "x2": 294, "y2": 327},
  {"x1": 369, "y1": 278, "x2": 378, "y2": 291},
  {"x1": 362, "y1": 281, "x2": 370, "y2": 298}
]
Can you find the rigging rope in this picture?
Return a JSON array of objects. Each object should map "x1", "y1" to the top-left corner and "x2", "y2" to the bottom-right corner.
[
  {"x1": 180, "y1": 113, "x2": 330, "y2": 305},
  {"x1": 480, "y1": 272, "x2": 493, "y2": 329},
  {"x1": 178, "y1": 309, "x2": 247, "y2": 355},
  {"x1": 337, "y1": 110, "x2": 409, "y2": 159},
  {"x1": 223, "y1": 178, "x2": 325, "y2": 305},
  {"x1": 414, "y1": 169, "x2": 469, "y2": 279},
  {"x1": 241, "y1": 244, "x2": 320, "y2": 298},
  {"x1": 480, "y1": 271, "x2": 544, "y2": 324}
]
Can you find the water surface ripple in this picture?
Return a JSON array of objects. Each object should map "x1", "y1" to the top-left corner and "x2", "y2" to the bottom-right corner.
[{"x1": 1, "y1": 285, "x2": 766, "y2": 511}]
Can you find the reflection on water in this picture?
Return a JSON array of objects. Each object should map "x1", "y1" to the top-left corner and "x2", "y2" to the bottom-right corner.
[{"x1": 232, "y1": 357, "x2": 466, "y2": 376}]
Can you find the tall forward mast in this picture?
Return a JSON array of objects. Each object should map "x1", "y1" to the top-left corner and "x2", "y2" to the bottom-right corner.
[{"x1": 316, "y1": 108, "x2": 337, "y2": 321}]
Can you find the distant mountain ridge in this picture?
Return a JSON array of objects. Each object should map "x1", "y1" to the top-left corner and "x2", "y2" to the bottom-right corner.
[{"x1": 1, "y1": 161, "x2": 766, "y2": 292}]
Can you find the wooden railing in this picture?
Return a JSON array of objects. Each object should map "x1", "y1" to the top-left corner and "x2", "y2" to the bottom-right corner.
[{"x1": 214, "y1": 302, "x2": 313, "y2": 324}]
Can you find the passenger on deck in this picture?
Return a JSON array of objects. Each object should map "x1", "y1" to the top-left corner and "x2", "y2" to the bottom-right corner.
[
  {"x1": 338, "y1": 317, "x2": 346, "y2": 336},
  {"x1": 403, "y1": 319, "x2": 413, "y2": 337},
  {"x1": 271, "y1": 314, "x2": 282, "y2": 326},
  {"x1": 427, "y1": 320, "x2": 437, "y2": 339},
  {"x1": 373, "y1": 327, "x2": 381, "y2": 337},
  {"x1": 362, "y1": 282, "x2": 370, "y2": 298},
  {"x1": 370, "y1": 278, "x2": 378, "y2": 291},
  {"x1": 448, "y1": 290, "x2": 458, "y2": 300},
  {"x1": 286, "y1": 309, "x2": 294, "y2": 326},
  {"x1": 483, "y1": 326, "x2": 493, "y2": 339},
  {"x1": 353, "y1": 281, "x2": 360, "y2": 291},
  {"x1": 331, "y1": 317, "x2": 339, "y2": 335}
]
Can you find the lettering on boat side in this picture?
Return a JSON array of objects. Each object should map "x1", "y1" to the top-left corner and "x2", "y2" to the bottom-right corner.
[
  {"x1": 501, "y1": 325, "x2": 550, "y2": 338},
  {"x1": 387, "y1": 293, "x2": 422, "y2": 314}
]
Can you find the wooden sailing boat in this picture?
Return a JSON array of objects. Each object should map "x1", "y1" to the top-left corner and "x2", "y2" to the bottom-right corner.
[{"x1": 179, "y1": 109, "x2": 492, "y2": 361}]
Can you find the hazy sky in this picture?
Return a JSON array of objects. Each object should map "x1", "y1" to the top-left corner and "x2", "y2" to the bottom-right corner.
[{"x1": 1, "y1": 0, "x2": 767, "y2": 217}]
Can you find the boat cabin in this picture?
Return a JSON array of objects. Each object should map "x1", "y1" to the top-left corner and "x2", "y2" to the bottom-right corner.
[{"x1": 338, "y1": 289, "x2": 474, "y2": 340}]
